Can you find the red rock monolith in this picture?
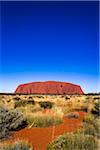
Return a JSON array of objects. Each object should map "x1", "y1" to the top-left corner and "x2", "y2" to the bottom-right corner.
[{"x1": 15, "y1": 81, "x2": 84, "y2": 94}]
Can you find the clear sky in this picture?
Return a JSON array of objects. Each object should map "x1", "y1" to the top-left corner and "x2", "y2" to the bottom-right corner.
[{"x1": 0, "y1": 1, "x2": 99, "y2": 93}]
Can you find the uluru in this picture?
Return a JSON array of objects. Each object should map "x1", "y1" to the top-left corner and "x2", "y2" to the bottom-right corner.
[{"x1": 15, "y1": 81, "x2": 84, "y2": 94}]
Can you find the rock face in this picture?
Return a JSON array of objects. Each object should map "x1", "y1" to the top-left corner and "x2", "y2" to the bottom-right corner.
[{"x1": 15, "y1": 81, "x2": 84, "y2": 95}]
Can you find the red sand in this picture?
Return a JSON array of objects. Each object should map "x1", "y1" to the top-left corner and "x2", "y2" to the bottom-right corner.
[{"x1": 6, "y1": 111, "x2": 85, "y2": 150}]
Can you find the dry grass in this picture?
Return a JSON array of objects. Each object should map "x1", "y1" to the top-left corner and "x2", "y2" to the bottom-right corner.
[
  {"x1": 0, "y1": 94, "x2": 99, "y2": 115},
  {"x1": 0, "y1": 140, "x2": 33, "y2": 150},
  {"x1": 26, "y1": 113, "x2": 63, "y2": 128},
  {"x1": 0, "y1": 94, "x2": 100, "y2": 149}
]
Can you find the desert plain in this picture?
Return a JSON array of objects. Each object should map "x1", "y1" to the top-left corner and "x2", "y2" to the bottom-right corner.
[{"x1": 0, "y1": 93, "x2": 100, "y2": 150}]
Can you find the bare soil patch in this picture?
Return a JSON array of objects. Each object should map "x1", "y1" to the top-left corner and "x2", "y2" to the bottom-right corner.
[{"x1": 2, "y1": 111, "x2": 85, "y2": 150}]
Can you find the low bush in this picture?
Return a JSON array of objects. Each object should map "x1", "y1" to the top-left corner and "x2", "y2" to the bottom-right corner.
[
  {"x1": 28, "y1": 96, "x2": 33, "y2": 99},
  {"x1": 0, "y1": 107, "x2": 27, "y2": 140},
  {"x1": 92, "y1": 100, "x2": 100, "y2": 116},
  {"x1": 26, "y1": 115, "x2": 63, "y2": 128},
  {"x1": 93, "y1": 97, "x2": 100, "y2": 100},
  {"x1": 37, "y1": 96, "x2": 44, "y2": 98},
  {"x1": 83, "y1": 114, "x2": 100, "y2": 138},
  {"x1": 47, "y1": 132, "x2": 97, "y2": 150},
  {"x1": 39, "y1": 101, "x2": 54, "y2": 109},
  {"x1": 65, "y1": 96, "x2": 70, "y2": 100},
  {"x1": 27, "y1": 100, "x2": 35, "y2": 105},
  {"x1": 14, "y1": 100, "x2": 35, "y2": 108},
  {"x1": 14, "y1": 100, "x2": 27, "y2": 108},
  {"x1": 13, "y1": 97, "x2": 21, "y2": 101},
  {"x1": 0, "y1": 141, "x2": 33, "y2": 150}
]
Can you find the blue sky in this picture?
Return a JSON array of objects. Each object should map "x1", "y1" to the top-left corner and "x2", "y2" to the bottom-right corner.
[{"x1": 0, "y1": 1, "x2": 99, "y2": 93}]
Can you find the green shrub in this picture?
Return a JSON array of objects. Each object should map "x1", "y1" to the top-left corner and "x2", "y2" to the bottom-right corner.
[
  {"x1": 28, "y1": 96, "x2": 33, "y2": 99},
  {"x1": 92, "y1": 100, "x2": 100, "y2": 116},
  {"x1": 39, "y1": 101, "x2": 54, "y2": 109},
  {"x1": 0, "y1": 141, "x2": 33, "y2": 150},
  {"x1": 47, "y1": 132, "x2": 97, "y2": 150},
  {"x1": 27, "y1": 100, "x2": 35, "y2": 105},
  {"x1": 14, "y1": 100, "x2": 27, "y2": 108},
  {"x1": 26, "y1": 115, "x2": 63, "y2": 128},
  {"x1": 14, "y1": 100, "x2": 35, "y2": 108},
  {"x1": 0, "y1": 107, "x2": 27, "y2": 140},
  {"x1": 13, "y1": 97, "x2": 21, "y2": 101},
  {"x1": 65, "y1": 96, "x2": 70, "y2": 100}
]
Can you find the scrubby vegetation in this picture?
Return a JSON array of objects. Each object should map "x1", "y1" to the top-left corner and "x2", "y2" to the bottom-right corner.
[
  {"x1": 26, "y1": 114, "x2": 63, "y2": 128},
  {"x1": 0, "y1": 141, "x2": 33, "y2": 150},
  {"x1": 83, "y1": 113, "x2": 100, "y2": 138},
  {"x1": 39, "y1": 101, "x2": 54, "y2": 109},
  {"x1": 65, "y1": 96, "x2": 70, "y2": 100},
  {"x1": 14, "y1": 100, "x2": 35, "y2": 108},
  {"x1": 0, "y1": 107, "x2": 27, "y2": 140},
  {"x1": 47, "y1": 131, "x2": 97, "y2": 150},
  {"x1": 0, "y1": 94, "x2": 100, "y2": 149},
  {"x1": 13, "y1": 97, "x2": 21, "y2": 101},
  {"x1": 92, "y1": 100, "x2": 100, "y2": 116},
  {"x1": 46, "y1": 94, "x2": 100, "y2": 150}
]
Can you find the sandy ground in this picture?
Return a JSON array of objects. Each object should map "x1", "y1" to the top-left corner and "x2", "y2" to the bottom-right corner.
[{"x1": 3, "y1": 111, "x2": 85, "y2": 150}]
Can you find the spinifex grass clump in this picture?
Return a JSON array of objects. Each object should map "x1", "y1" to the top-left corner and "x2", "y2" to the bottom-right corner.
[
  {"x1": 26, "y1": 114, "x2": 63, "y2": 128},
  {"x1": 47, "y1": 132, "x2": 97, "y2": 150},
  {"x1": 83, "y1": 113, "x2": 100, "y2": 138},
  {"x1": 0, "y1": 141, "x2": 33, "y2": 150},
  {"x1": 0, "y1": 107, "x2": 27, "y2": 140}
]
